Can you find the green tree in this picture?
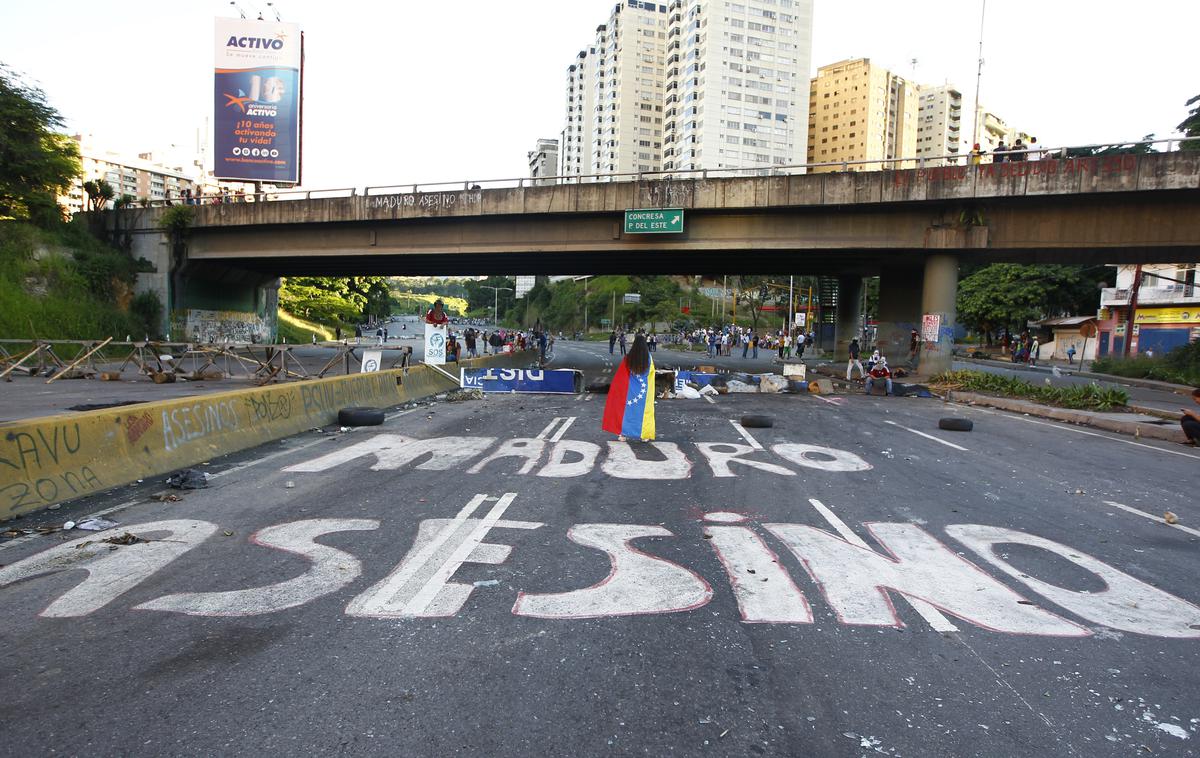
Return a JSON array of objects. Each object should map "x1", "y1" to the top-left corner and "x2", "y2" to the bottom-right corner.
[
  {"x1": 278, "y1": 276, "x2": 391, "y2": 326},
  {"x1": 82, "y1": 179, "x2": 114, "y2": 211},
  {"x1": 1179, "y1": 93, "x2": 1200, "y2": 151},
  {"x1": 0, "y1": 65, "x2": 80, "y2": 224},
  {"x1": 956, "y1": 263, "x2": 1112, "y2": 344}
]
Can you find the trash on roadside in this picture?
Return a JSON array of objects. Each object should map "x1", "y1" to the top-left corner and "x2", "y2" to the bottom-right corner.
[
  {"x1": 76, "y1": 518, "x2": 118, "y2": 531},
  {"x1": 699, "y1": 384, "x2": 719, "y2": 397},
  {"x1": 285, "y1": 481, "x2": 296, "y2": 489},
  {"x1": 166, "y1": 469, "x2": 209, "y2": 489},
  {"x1": 156, "y1": 493, "x2": 182, "y2": 502},
  {"x1": 103, "y1": 532, "x2": 148, "y2": 546},
  {"x1": 62, "y1": 520, "x2": 76, "y2": 530},
  {"x1": 676, "y1": 384, "x2": 702, "y2": 399},
  {"x1": 447, "y1": 388, "x2": 485, "y2": 402},
  {"x1": 758, "y1": 374, "x2": 789, "y2": 394},
  {"x1": 726, "y1": 380, "x2": 757, "y2": 393},
  {"x1": 1165, "y1": 511, "x2": 1179, "y2": 525},
  {"x1": 473, "y1": 579, "x2": 500, "y2": 587}
]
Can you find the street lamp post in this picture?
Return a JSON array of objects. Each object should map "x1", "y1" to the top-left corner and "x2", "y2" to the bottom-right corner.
[{"x1": 482, "y1": 286, "x2": 512, "y2": 328}]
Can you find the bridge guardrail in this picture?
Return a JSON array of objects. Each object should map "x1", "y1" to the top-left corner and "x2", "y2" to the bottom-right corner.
[{"x1": 136, "y1": 138, "x2": 1191, "y2": 209}]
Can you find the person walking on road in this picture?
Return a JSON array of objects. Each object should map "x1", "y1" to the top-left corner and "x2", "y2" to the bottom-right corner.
[
  {"x1": 609, "y1": 330, "x2": 617, "y2": 354},
  {"x1": 865, "y1": 356, "x2": 894, "y2": 396},
  {"x1": 751, "y1": 332, "x2": 759, "y2": 359},
  {"x1": 847, "y1": 338, "x2": 864, "y2": 380},
  {"x1": 602, "y1": 332, "x2": 656, "y2": 443},
  {"x1": 1181, "y1": 389, "x2": 1200, "y2": 445},
  {"x1": 619, "y1": 330, "x2": 628, "y2": 356},
  {"x1": 741, "y1": 332, "x2": 750, "y2": 359}
]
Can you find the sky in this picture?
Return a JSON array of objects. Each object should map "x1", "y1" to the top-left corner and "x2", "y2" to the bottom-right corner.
[{"x1": 2, "y1": 0, "x2": 1197, "y2": 190}]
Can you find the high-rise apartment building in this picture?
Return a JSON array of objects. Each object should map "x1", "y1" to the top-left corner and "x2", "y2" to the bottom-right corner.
[
  {"x1": 561, "y1": 1, "x2": 669, "y2": 180},
  {"x1": 560, "y1": 0, "x2": 813, "y2": 179},
  {"x1": 528, "y1": 138, "x2": 560, "y2": 185},
  {"x1": 662, "y1": 0, "x2": 814, "y2": 174},
  {"x1": 915, "y1": 85, "x2": 963, "y2": 165},
  {"x1": 806, "y1": 58, "x2": 918, "y2": 172}
]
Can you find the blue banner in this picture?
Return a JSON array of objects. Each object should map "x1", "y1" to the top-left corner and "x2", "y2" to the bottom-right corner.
[
  {"x1": 461, "y1": 368, "x2": 580, "y2": 394},
  {"x1": 214, "y1": 18, "x2": 302, "y2": 183}
]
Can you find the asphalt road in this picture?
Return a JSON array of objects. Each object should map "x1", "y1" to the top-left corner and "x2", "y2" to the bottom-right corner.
[{"x1": 1, "y1": 345, "x2": 1198, "y2": 757}]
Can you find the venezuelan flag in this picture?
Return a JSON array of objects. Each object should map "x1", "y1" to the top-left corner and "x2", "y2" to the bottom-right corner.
[{"x1": 602, "y1": 358, "x2": 656, "y2": 440}]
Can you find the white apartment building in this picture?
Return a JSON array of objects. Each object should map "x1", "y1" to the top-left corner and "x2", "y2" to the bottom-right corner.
[
  {"x1": 61, "y1": 135, "x2": 199, "y2": 214},
  {"x1": 663, "y1": 0, "x2": 814, "y2": 174},
  {"x1": 915, "y1": 85, "x2": 964, "y2": 165},
  {"x1": 528, "y1": 138, "x2": 560, "y2": 185},
  {"x1": 561, "y1": 1, "x2": 669, "y2": 180}
]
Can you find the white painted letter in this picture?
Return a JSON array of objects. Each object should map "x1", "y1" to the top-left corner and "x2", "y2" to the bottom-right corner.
[
  {"x1": 696, "y1": 443, "x2": 795, "y2": 478},
  {"x1": 347, "y1": 493, "x2": 541, "y2": 618},
  {"x1": 136, "y1": 519, "x2": 378, "y2": 617},
  {"x1": 0, "y1": 520, "x2": 217, "y2": 617},
  {"x1": 771, "y1": 443, "x2": 872, "y2": 472},
  {"x1": 513, "y1": 524, "x2": 711, "y2": 618},
  {"x1": 764, "y1": 522, "x2": 1086, "y2": 636},
  {"x1": 705, "y1": 524, "x2": 811, "y2": 623},
  {"x1": 467, "y1": 438, "x2": 546, "y2": 475},
  {"x1": 284, "y1": 435, "x2": 496, "y2": 473},
  {"x1": 602, "y1": 441, "x2": 692, "y2": 480},
  {"x1": 947, "y1": 524, "x2": 1200, "y2": 639},
  {"x1": 537, "y1": 440, "x2": 601, "y2": 478}
]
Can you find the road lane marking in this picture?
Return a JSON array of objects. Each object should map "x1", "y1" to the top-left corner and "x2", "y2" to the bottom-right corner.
[
  {"x1": 807, "y1": 498, "x2": 958, "y2": 632},
  {"x1": 729, "y1": 420, "x2": 763, "y2": 450},
  {"x1": 549, "y1": 417, "x2": 576, "y2": 442},
  {"x1": 960, "y1": 405, "x2": 1200, "y2": 460},
  {"x1": 536, "y1": 418, "x2": 563, "y2": 440},
  {"x1": 402, "y1": 492, "x2": 518, "y2": 615},
  {"x1": 883, "y1": 420, "x2": 968, "y2": 451},
  {"x1": 814, "y1": 395, "x2": 845, "y2": 406},
  {"x1": 1101, "y1": 500, "x2": 1200, "y2": 539}
]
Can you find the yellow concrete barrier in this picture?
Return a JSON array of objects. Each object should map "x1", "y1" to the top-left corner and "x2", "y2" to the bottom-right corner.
[{"x1": 0, "y1": 351, "x2": 535, "y2": 518}]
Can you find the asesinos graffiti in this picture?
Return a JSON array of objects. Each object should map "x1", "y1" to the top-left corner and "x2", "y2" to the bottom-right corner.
[{"x1": 1, "y1": 497, "x2": 1197, "y2": 639}]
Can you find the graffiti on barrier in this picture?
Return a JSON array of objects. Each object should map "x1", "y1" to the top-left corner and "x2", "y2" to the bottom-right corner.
[
  {"x1": 161, "y1": 399, "x2": 240, "y2": 452},
  {"x1": 245, "y1": 391, "x2": 294, "y2": 423},
  {"x1": 300, "y1": 374, "x2": 396, "y2": 416},
  {"x1": 0, "y1": 423, "x2": 104, "y2": 511}
]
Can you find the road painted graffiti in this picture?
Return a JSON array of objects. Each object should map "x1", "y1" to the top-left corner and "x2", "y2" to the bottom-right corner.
[
  {"x1": 283, "y1": 434, "x2": 872, "y2": 479},
  {"x1": 3, "y1": 496, "x2": 1198, "y2": 638}
]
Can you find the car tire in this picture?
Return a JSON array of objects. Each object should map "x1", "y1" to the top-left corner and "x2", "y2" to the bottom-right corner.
[
  {"x1": 338, "y1": 407, "x2": 386, "y2": 427},
  {"x1": 740, "y1": 414, "x2": 774, "y2": 429},
  {"x1": 938, "y1": 417, "x2": 973, "y2": 432},
  {"x1": 586, "y1": 380, "x2": 611, "y2": 394}
]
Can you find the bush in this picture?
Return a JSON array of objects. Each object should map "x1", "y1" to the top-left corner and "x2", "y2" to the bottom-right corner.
[
  {"x1": 932, "y1": 370, "x2": 1129, "y2": 411},
  {"x1": 130, "y1": 292, "x2": 163, "y2": 338},
  {"x1": 1092, "y1": 341, "x2": 1200, "y2": 387}
]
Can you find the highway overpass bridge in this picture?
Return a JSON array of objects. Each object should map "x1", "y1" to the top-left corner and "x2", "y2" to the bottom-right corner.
[{"x1": 116, "y1": 150, "x2": 1200, "y2": 374}]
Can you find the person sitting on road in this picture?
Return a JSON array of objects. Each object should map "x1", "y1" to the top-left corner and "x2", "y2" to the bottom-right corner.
[
  {"x1": 865, "y1": 356, "x2": 893, "y2": 396},
  {"x1": 866, "y1": 348, "x2": 880, "y2": 372},
  {"x1": 1181, "y1": 389, "x2": 1200, "y2": 445}
]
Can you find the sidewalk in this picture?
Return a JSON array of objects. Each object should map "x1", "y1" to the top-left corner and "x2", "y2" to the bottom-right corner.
[
  {"x1": 957, "y1": 355, "x2": 1194, "y2": 395},
  {"x1": 945, "y1": 391, "x2": 1187, "y2": 444}
]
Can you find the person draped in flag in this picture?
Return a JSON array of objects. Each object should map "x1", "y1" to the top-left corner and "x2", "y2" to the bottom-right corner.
[{"x1": 602, "y1": 332, "x2": 656, "y2": 442}]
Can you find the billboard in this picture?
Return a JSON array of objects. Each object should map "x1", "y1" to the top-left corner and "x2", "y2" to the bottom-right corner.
[{"x1": 214, "y1": 18, "x2": 302, "y2": 183}]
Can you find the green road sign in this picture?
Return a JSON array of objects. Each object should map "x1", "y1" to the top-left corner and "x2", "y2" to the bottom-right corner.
[
  {"x1": 624, "y1": 208, "x2": 684, "y2": 234},
  {"x1": 600, "y1": 318, "x2": 612, "y2": 326}
]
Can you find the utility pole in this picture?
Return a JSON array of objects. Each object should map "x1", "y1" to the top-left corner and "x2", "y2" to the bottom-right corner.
[
  {"x1": 788, "y1": 275, "x2": 794, "y2": 337},
  {"x1": 722, "y1": 275, "x2": 728, "y2": 321},
  {"x1": 482, "y1": 286, "x2": 512, "y2": 328},
  {"x1": 971, "y1": 0, "x2": 987, "y2": 147},
  {"x1": 1124, "y1": 263, "x2": 1142, "y2": 357}
]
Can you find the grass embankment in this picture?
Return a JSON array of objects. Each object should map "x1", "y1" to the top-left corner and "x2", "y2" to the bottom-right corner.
[
  {"x1": 1091, "y1": 342, "x2": 1200, "y2": 388},
  {"x1": 390, "y1": 291, "x2": 469, "y2": 315},
  {"x1": 277, "y1": 311, "x2": 335, "y2": 343},
  {"x1": 932, "y1": 370, "x2": 1129, "y2": 411},
  {"x1": 0, "y1": 220, "x2": 150, "y2": 340}
]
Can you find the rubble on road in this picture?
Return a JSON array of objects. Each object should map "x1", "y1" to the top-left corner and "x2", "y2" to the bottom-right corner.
[{"x1": 446, "y1": 388, "x2": 485, "y2": 402}]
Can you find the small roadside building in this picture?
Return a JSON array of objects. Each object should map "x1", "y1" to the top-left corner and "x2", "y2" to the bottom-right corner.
[{"x1": 1029, "y1": 316, "x2": 1099, "y2": 362}]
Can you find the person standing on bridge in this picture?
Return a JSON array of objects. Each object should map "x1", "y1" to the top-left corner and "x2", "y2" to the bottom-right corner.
[
  {"x1": 425, "y1": 299, "x2": 450, "y2": 326},
  {"x1": 603, "y1": 332, "x2": 656, "y2": 443}
]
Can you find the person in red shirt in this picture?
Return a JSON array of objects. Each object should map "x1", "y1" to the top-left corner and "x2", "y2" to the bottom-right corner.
[
  {"x1": 865, "y1": 356, "x2": 893, "y2": 396},
  {"x1": 424, "y1": 299, "x2": 450, "y2": 326}
]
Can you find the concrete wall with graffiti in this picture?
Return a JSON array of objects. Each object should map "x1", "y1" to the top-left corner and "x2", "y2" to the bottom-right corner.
[{"x1": 0, "y1": 352, "x2": 531, "y2": 517}]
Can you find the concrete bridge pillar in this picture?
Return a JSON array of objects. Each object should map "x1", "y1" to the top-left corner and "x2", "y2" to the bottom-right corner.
[
  {"x1": 834, "y1": 276, "x2": 863, "y2": 362},
  {"x1": 918, "y1": 254, "x2": 960, "y2": 377},
  {"x1": 874, "y1": 267, "x2": 923, "y2": 366}
]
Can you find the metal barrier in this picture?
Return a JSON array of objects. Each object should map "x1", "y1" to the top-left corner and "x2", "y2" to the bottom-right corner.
[{"x1": 136, "y1": 138, "x2": 1188, "y2": 209}]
